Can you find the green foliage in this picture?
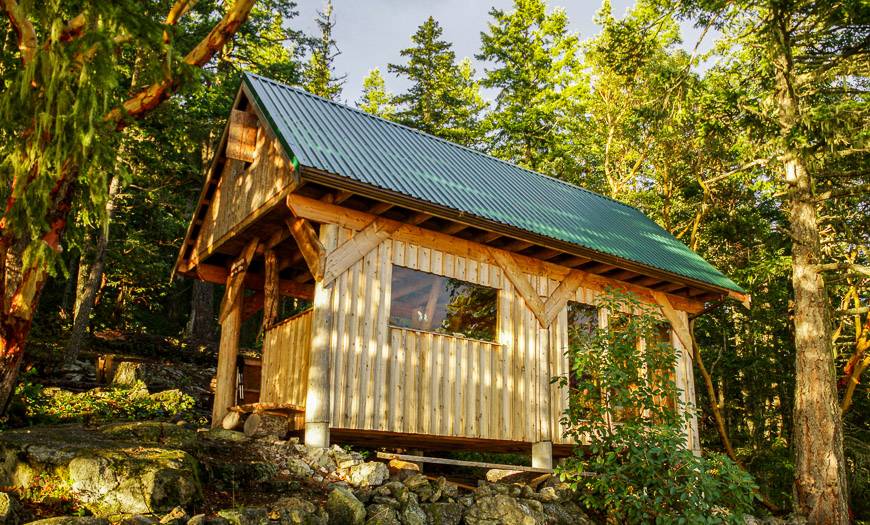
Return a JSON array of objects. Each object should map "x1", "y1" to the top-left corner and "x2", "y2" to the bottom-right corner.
[
  {"x1": 477, "y1": 0, "x2": 582, "y2": 175},
  {"x1": 556, "y1": 289, "x2": 757, "y2": 523},
  {"x1": 389, "y1": 16, "x2": 487, "y2": 146},
  {"x1": 11, "y1": 371, "x2": 196, "y2": 425},
  {"x1": 357, "y1": 68, "x2": 396, "y2": 119},
  {"x1": 303, "y1": 0, "x2": 345, "y2": 100}
]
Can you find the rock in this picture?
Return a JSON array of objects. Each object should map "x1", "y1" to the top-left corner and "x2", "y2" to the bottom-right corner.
[
  {"x1": 397, "y1": 502, "x2": 427, "y2": 525},
  {"x1": 119, "y1": 516, "x2": 158, "y2": 525},
  {"x1": 287, "y1": 457, "x2": 314, "y2": 477},
  {"x1": 160, "y1": 507, "x2": 189, "y2": 525},
  {"x1": 537, "y1": 486, "x2": 558, "y2": 502},
  {"x1": 423, "y1": 502, "x2": 464, "y2": 525},
  {"x1": 200, "y1": 428, "x2": 249, "y2": 443},
  {"x1": 485, "y1": 469, "x2": 538, "y2": 484},
  {"x1": 186, "y1": 515, "x2": 229, "y2": 525},
  {"x1": 464, "y1": 494, "x2": 547, "y2": 525},
  {"x1": 402, "y1": 475, "x2": 432, "y2": 501},
  {"x1": 340, "y1": 461, "x2": 388, "y2": 488},
  {"x1": 0, "y1": 492, "x2": 19, "y2": 525},
  {"x1": 0, "y1": 426, "x2": 201, "y2": 517},
  {"x1": 327, "y1": 487, "x2": 365, "y2": 525},
  {"x1": 386, "y1": 459, "x2": 420, "y2": 480},
  {"x1": 364, "y1": 505, "x2": 400, "y2": 525},
  {"x1": 271, "y1": 497, "x2": 325, "y2": 525},
  {"x1": 217, "y1": 508, "x2": 269, "y2": 525},
  {"x1": 23, "y1": 519, "x2": 109, "y2": 525},
  {"x1": 100, "y1": 422, "x2": 198, "y2": 450},
  {"x1": 542, "y1": 501, "x2": 595, "y2": 525}
]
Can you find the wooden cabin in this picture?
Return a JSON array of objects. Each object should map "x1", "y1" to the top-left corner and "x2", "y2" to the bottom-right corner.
[{"x1": 173, "y1": 73, "x2": 747, "y2": 467}]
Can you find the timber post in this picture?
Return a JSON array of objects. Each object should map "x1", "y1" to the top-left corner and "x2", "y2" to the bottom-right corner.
[
  {"x1": 211, "y1": 238, "x2": 259, "y2": 427},
  {"x1": 304, "y1": 223, "x2": 338, "y2": 448},
  {"x1": 532, "y1": 441, "x2": 553, "y2": 469}
]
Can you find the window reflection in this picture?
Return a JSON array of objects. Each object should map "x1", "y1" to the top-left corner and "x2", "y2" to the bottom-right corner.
[{"x1": 389, "y1": 265, "x2": 497, "y2": 342}]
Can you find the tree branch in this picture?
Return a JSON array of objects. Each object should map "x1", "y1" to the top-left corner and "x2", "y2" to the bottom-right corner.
[
  {"x1": 2, "y1": 0, "x2": 37, "y2": 64},
  {"x1": 816, "y1": 263, "x2": 870, "y2": 277},
  {"x1": 105, "y1": 0, "x2": 255, "y2": 127}
]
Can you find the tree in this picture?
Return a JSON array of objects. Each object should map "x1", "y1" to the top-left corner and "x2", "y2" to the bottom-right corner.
[
  {"x1": 388, "y1": 16, "x2": 486, "y2": 146},
  {"x1": 669, "y1": 0, "x2": 869, "y2": 521},
  {"x1": 303, "y1": 0, "x2": 344, "y2": 100},
  {"x1": 357, "y1": 68, "x2": 396, "y2": 119},
  {"x1": 477, "y1": 0, "x2": 582, "y2": 175},
  {"x1": 0, "y1": 0, "x2": 258, "y2": 413}
]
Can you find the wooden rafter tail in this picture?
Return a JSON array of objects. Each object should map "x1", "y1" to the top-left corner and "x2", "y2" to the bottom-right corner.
[
  {"x1": 286, "y1": 216, "x2": 326, "y2": 281},
  {"x1": 729, "y1": 290, "x2": 751, "y2": 309}
]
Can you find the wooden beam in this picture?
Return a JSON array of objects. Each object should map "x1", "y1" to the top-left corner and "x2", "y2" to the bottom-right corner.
[
  {"x1": 651, "y1": 292, "x2": 693, "y2": 364},
  {"x1": 286, "y1": 217, "x2": 326, "y2": 282},
  {"x1": 654, "y1": 282, "x2": 686, "y2": 293},
  {"x1": 194, "y1": 263, "x2": 314, "y2": 299},
  {"x1": 262, "y1": 249, "x2": 279, "y2": 331},
  {"x1": 332, "y1": 190, "x2": 354, "y2": 204},
  {"x1": 376, "y1": 452, "x2": 554, "y2": 474},
  {"x1": 561, "y1": 256, "x2": 591, "y2": 268},
  {"x1": 369, "y1": 201, "x2": 394, "y2": 215},
  {"x1": 225, "y1": 109, "x2": 259, "y2": 163},
  {"x1": 541, "y1": 271, "x2": 587, "y2": 326},
  {"x1": 501, "y1": 239, "x2": 535, "y2": 252},
  {"x1": 584, "y1": 263, "x2": 617, "y2": 275},
  {"x1": 475, "y1": 231, "x2": 502, "y2": 244},
  {"x1": 609, "y1": 269, "x2": 639, "y2": 281},
  {"x1": 631, "y1": 276, "x2": 664, "y2": 287},
  {"x1": 322, "y1": 217, "x2": 400, "y2": 284},
  {"x1": 213, "y1": 237, "x2": 259, "y2": 427},
  {"x1": 489, "y1": 248, "x2": 548, "y2": 327},
  {"x1": 406, "y1": 211, "x2": 432, "y2": 226},
  {"x1": 285, "y1": 194, "x2": 709, "y2": 314},
  {"x1": 440, "y1": 222, "x2": 469, "y2": 235},
  {"x1": 533, "y1": 248, "x2": 563, "y2": 261}
]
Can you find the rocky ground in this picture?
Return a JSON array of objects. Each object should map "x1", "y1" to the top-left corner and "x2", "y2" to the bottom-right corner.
[{"x1": 0, "y1": 421, "x2": 595, "y2": 525}]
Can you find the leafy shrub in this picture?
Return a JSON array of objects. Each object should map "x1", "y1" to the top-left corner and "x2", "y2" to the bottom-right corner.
[
  {"x1": 555, "y1": 289, "x2": 757, "y2": 524},
  {"x1": 12, "y1": 370, "x2": 196, "y2": 425}
]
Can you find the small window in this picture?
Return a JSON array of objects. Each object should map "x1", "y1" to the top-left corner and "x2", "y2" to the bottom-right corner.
[
  {"x1": 389, "y1": 266, "x2": 497, "y2": 342},
  {"x1": 567, "y1": 301, "x2": 601, "y2": 417}
]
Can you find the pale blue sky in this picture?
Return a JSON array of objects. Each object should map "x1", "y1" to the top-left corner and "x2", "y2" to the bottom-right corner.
[{"x1": 293, "y1": 0, "x2": 711, "y2": 104}]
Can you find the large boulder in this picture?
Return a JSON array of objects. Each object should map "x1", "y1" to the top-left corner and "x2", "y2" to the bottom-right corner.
[
  {"x1": 464, "y1": 494, "x2": 547, "y2": 525},
  {"x1": 0, "y1": 492, "x2": 19, "y2": 525},
  {"x1": 0, "y1": 426, "x2": 200, "y2": 518},
  {"x1": 327, "y1": 487, "x2": 365, "y2": 525},
  {"x1": 99, "y1": 422, "x2": 198, "y2": 451},
  {"x1": 423, "y1": 502, "x2": 463, "y2": 525},
  {"x1": 23, "y1": 519, "x2": 109, "y2": 525},
  {"x1": 339, "y1": 462, "x2": 388, "y2": 488}
]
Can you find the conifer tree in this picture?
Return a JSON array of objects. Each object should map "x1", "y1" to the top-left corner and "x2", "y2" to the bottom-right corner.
[
  {"x1": 357, "y1": 68, "x2": 396, "y2": 119},
  {"x1": 303, "y1": 0, "x2": 345, "y2": 100},
  {"x1": 477, "y1": 0, "x2": 582, "y2": 174},
  {"x1": 388, "y1": 16, "x2": 486, "y2": 146}
]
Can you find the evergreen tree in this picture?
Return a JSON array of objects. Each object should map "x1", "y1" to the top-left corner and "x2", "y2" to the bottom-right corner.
[
  {"x1": 388, "y1": 16, "x2": 486, "y2": 146},
  {"x1": 303, "y1": 0, "x2": 345, "y2": 100},
  {"x1": 357, "y1": 68, "x2": 396, "y2": 119},
  {"x1": 477, "y1": 0, "x2": 582, "y2": 175}
]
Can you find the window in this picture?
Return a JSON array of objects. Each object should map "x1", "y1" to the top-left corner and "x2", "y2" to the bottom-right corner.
[
  {"x1": 388, "y1": 265, "x2": 497, "y2": 342},
  {"x1": 648, "y1": 323, "x2": 676, "y2": 411},
  {"x1": 567, "y1": 301, "x2": 601, "y2": 417}
]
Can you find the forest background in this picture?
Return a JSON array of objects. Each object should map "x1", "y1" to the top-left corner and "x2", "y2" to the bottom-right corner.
[{"x1": 0, "y1": 0, "x2": 866, "y2": 520}]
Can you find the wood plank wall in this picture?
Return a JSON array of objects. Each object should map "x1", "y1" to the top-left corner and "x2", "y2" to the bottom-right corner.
[
  {"x1": 261, "y1": 223, "x2": 697, "y2": 448},
  {"x1": 260, "y1": 309, "x2": 313, "y2": 406},
  {"x1": 197, "y1": 128, "x2": 295, "y2": 258}
]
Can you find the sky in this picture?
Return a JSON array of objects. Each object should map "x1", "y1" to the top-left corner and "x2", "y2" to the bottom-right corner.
[{"x1": 292, "y1": 0, "x2": 712, "y2": 105}]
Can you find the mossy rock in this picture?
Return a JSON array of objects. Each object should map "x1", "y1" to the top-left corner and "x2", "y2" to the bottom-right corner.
[{"x1": 99, "y1": 422, "x2": 198, "y2": 451}]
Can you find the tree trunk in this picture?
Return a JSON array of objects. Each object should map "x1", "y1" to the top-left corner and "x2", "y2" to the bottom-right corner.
[
  {"x1": 64, "y1": 176, "x2": 121, "y2": 364},
  {"x1": 773, "y1": 21, "x2": 850, "y2": 520},
  {"x1": 186, "y1": 280, "x2": 215, "y2": 344}
]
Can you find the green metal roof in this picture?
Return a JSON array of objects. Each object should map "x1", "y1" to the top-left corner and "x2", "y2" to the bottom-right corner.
[{"x1": 243, "y1": 73, "x2": 743, "y2": 294}]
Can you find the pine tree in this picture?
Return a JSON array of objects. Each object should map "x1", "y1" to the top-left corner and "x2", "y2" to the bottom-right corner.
[
  {"x1": 388, "y1": 16, "x2": 486, "y2": 146},
  {"x1": 477, "y1": 0, "x2": 582, "y2": 174},
  {"x1": 303, "y1": 0, "x2": 345, "y2": 100},
  {"x1": 357, "y1": 68, "x2": 396, "y2": 119}
]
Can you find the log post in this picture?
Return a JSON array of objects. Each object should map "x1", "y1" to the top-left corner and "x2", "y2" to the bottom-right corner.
[
  {"x1": 211, "y1": 238, "x2": 259, "y2": 427},
  {"x1": 304, "y1": 223, "x2": 338, "y2": 448}
]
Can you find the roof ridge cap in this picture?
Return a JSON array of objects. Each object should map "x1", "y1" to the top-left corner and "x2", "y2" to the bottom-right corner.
[{"x1": 244, "y1": 72, "x2": 638, "y2": 213}]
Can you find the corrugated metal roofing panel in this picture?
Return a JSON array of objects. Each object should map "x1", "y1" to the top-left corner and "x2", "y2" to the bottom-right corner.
[{"x1": 244, "y1": 73, "x2": 743, "y2": 293}]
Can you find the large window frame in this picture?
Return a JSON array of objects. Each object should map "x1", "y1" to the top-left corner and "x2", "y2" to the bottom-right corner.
[{"x1": 387, "y1": 264, "x2": 499, "y2": 343}]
